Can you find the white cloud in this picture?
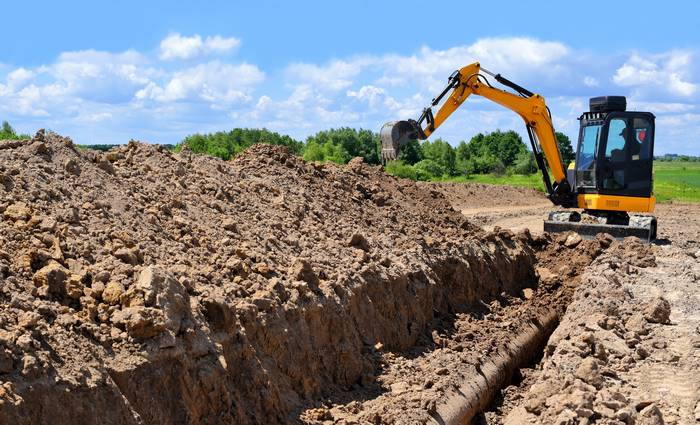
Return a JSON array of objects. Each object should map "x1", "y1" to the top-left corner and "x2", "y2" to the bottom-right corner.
[
  {"x1": 583, "y1": 76, "x2": 599, "y2": 87},
  {"x1": 285, "y1": 58, "x2": 372, "y2": 91},
  {"x1": 613, "y1": 52, "x2": 697, "y2": 97},
  {"x1": 6, "y1": 68, "x2": 35, "y2": 89},
  {"x1": 347, "y1": 85, "x2": 386, "y2": 107},
  {"x1": 135, "y1": 61, "x2": 264, "y2": 104},
  {"x1": 159, "y1": 33, "x2": 240, "y2": 61}
]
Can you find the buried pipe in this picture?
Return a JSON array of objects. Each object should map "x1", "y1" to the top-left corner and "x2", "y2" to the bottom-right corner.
[{"x1": 429, "y1": 308, "x2": 559, "y2": 425}]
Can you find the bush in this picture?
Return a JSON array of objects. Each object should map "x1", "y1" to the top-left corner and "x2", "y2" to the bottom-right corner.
[
  {"x1": 470, "y1": 154, "x2": 499, "y2": 174},
  {"x1": 0, "y1": 121, "x2": 30, "y2": 140},
  {"x1": 304, "y1": 128, "x2": 380, "y2": 165},
  {"x1": 490, "y1": 159, "x2": 506, "y2": 176},
  {"x1": 398, "y1": 139, "x2": 423, "y2": 165},
  {"x1": 413, "y1": 159, "x2": 445, "y2": 181},
  {"x1": 384, "y1": 160, "x2": 417, "y2": 180},
  {"x1": 177, "y1": 128, "x2": 303, "y2": 160},
  {"x1": 465, "y1": 130, "x2": 527, "y2": 168},
  {"x1": 513, "y1": 151, "x2": 538, "y2": 175},
  {"x1": 303, "y1": 140, "x2": 350, "y2": 164},
  {"x1": 421, "y1": 138, "x2": 456, "y2": 176}
]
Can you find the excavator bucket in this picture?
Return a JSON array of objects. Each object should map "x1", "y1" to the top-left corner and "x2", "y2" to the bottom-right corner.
[{"x1": 380, "y1": 120, "x2": 421, "y2": 163}]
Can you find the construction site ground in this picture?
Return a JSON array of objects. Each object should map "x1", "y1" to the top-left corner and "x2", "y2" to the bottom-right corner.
[
  {"x1": 0, "y1": 136, "x2": 698, "y2": 424},
  {"x1": 432, "y1": 183, "x2": 700, "y2": 424}
]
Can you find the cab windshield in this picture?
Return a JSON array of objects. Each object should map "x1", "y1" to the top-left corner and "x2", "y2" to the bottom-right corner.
[{"x1": 576, "y1": 123, "x2": 601, "y2": 187}]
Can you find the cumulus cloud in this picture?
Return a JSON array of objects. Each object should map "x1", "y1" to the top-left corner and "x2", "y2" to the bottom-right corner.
[
  {"x1": 285, "y1": 58, "x2": 373, "y2": 91},
  {"x1": 613, "y1": 52, "x2": 697, "y2": 98},
  {"x1": 135, "y1": 61, "x2": 264, "y2": 104},
  {"x1": 583, "y1": 76, "x2": 599, "y2": 87},
  {"x1": 159, "y1": 33, "x2": 241, "y2": 61},
  {"x1": 0, "y1": 35, "x2": 698, "y2": 153}
]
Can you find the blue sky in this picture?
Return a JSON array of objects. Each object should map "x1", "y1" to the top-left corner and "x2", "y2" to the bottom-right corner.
[{"x1": 1, "y1": 0, "x2": 699, "y2": 154}]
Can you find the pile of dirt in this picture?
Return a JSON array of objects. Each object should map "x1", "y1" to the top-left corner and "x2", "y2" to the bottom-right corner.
[{"x1": 0, "y1": 132, "x2": 541, "y2": 424}]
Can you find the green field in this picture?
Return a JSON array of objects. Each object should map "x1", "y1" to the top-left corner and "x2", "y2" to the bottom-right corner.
[
  {"x1": 434, "y1": 173, "x2": 547, "y2": 192},
  {"x1": 436, "y1": 161, "x2": 700, "y2": 203},
  {"x1": 653, "y1": 161, "x2": 700, "y2": 202}
]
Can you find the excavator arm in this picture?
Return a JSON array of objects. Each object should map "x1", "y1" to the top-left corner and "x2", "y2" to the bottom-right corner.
[{"x1": 380, "y1": 62, "x2": 574, "y2": 207}]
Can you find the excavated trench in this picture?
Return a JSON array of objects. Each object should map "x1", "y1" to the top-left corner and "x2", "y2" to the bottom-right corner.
[{"x1": 297, "y1": 232, "x2": 607, "y2": 424}]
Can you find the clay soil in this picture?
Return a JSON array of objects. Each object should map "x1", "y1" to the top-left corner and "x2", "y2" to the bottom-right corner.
[{"x1": 1, "y1": 133, "x2": 698, "y2": 424}]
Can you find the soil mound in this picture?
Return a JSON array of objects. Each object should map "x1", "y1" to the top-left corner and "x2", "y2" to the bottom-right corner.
[{"x1": 0, "y1": 133, "x2": 537, "y2": 424}]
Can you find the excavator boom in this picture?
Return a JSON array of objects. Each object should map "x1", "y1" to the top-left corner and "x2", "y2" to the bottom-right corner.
[{"x1": 380, "y1": 62, "x2": 573, "y2": 207}]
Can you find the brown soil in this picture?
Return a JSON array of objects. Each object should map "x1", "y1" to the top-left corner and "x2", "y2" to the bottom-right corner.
[
  {"x1": 300, "y1": 233, "x2": 620, "y2": 424},
  {"x1": 0, "y1": 133, "x2": 543, "y2": 424},
  {"x1": 450, "y1": 185, "x2": 700, "y2": 424},
  {"x1": 2, "y1": 133, "x2": 698, "y2": 424}
]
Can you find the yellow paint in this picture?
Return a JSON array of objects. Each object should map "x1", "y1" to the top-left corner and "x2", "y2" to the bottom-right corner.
[
  {"x1": 420, "y1": 62, "x2": 567, "y2": 184},
  {"x1": 577, "y1": 194, "x2": 656, "y2": 213}
]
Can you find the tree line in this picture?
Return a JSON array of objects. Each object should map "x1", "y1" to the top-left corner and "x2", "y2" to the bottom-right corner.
[
  {"x1": 173, "y1": 126, "x2": 575, "y2": 181},
  {"x1": 0, "y1": 121, "x2": 29, "y2": 140},
  {"x1": 0, "y1": 120, "x2": 596, "y2": 180}
]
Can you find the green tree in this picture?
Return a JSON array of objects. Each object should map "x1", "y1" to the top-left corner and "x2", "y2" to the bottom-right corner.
[
  {"x1": 398, "y1": 139, "x2": 423, "y2": 165},
  {"x1": 303, "y1": 139, "x2": 350, "y2": 164},
  {"x1": 555, "y1": 132, "x2": 575, "y2": 167},
  {"x1": 513, "y1": 150, "x2": 538, "y2": 175},
  {"x1": 413, "y1": 159, "x2": 445, "y2": 180},
  {"x1": 486, "y1": 130, "x2": 526, "y2": 167},
  {"x1": 0, "y1": 121, "x2": 29, "y2": 140},
  {"x1": 177, "y1": 128, "x2": 303, "y2": 160},
  {"x1": 304, "y1": 128, "x2": 380, "y2": 165},
  {"x1": 456, "y1": 140, "x2": 470, "y2": 162},
  {"x1": 460, "y1": 130, "x2": 526, "y2": 173},
  {"x1": 421, "y1": 138, "x2": 456, "y2": 176}
]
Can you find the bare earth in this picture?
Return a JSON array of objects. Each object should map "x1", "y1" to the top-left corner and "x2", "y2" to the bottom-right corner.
[
  {"x1": 437, "y1": 183, "x2": 700, "y2": 424},
  {"x1": 0, "y1": 134, "x2": 698, "y2": 424}
]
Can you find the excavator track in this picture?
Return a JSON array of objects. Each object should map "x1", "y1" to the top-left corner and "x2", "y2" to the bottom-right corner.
[{"x1": 544, "y1": 211, "x2": 657, "y2": 242}]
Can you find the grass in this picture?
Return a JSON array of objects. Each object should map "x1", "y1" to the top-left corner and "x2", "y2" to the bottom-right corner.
[
  {"x1": 434, "y1": 173, "x2": 547, "y2": 192},
  {"x1": 653, "y1": 161, "x2": 700, "y2": 202},
  {"x1": 432, "y1": 161, "x2": 700, "y2": 203}
]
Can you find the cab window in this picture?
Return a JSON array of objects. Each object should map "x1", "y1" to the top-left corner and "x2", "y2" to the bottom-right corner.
[
  {"x1": 576, "y1": 124, "x2": 600, "y2": 187},
  {"x1": 606, "y1": 119, "x2": 627, "y2": 160}
]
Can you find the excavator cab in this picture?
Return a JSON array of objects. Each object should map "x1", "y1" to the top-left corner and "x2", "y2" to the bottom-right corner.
[
  {"x1": 573, "y1": 96, "x2": 655, "y2": 201},
  {"x1": 547, "y1": 96, "x2": 658, "y2": 241}
]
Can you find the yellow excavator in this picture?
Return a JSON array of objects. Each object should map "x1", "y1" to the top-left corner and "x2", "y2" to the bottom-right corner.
[{"x1": 381, "y1": 62, "x2": 657, "y2": 241}]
